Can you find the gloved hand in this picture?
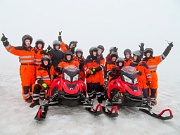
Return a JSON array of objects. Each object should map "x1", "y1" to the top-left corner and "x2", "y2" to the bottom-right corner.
[
  {"x1": 169, "y1": 42, "x2": 173, "y2": 48},
  {"x1": 139, "y1": 43, "x2": 144, "y2": 51},
  {"x1": 47, "y1": 45, "x2": 52, "y2": 50},
  {"x1": 113, "y1": 47, "x2": 118, "y2": 52},
  {"x1": 58, "y1": 31, "x2": 62, "y2": 42},
  {"x1": 1, "y1": 33, "x2": 9, "y2": 46},
  {"x1": 146, "y1": 81, "x2": 151, "y2": 86},
  {"x1": 137, "y1": 70, "x2": 142, "y2": 76},
  {"x1": 42, "y1": 83, "x2": 48, "y2": 89},
  {"x1": 69, "y1": 41, "x2": 78, "y2": 48}
]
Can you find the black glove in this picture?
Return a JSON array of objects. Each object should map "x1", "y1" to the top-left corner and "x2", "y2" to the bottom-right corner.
[
  {"x1": 47, "y1": 45, "x2": 52, "y2": 50},
  {"x1": 146, "y1": 81, "x2": 151, "y2": 86},
  {"x1": 168, "y1": 42, "x2": 173, "y2": 48},
  {"x1": 58, "y1": 31, "x2": 62, "y2": 42},
  {"x1": 137, "y1": 70, "x2": 142, "y2": 76},
  {"x1": 1, "y1": 33, "x2": 9, "y2": 46},
  {"x1": 113, "y1": 47, "x2": 118, "y2": 52},
  {"x1": 40, "y1": 50, "x2": 47, "y2": 55}
]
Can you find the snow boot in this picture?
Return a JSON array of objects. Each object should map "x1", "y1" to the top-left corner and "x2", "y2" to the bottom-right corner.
[
  {"x1": 150, "y1": 98, "x2": 157, "y2": 106},
  {"x1": 30, "y1": 100, "x2": 40, "y2": 108},
  {"x1": 25, "y1": 96, "x2": 32, "y2": 103}
]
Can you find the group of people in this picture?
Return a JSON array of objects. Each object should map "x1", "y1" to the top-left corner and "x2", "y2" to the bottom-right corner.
[{"x1": 1, "y1": 32, "x2": 173, "y2": 107}]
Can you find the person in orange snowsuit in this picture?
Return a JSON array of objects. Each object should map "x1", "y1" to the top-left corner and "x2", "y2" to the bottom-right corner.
[
  {"x1": 34, "y1": 39, "x2": 46, "y2": 71},
  {"x1": 57, "y1": 50, "x2": 79, "y2": 74},
  {"x1": 84, "y1": 47, "x2": 104, "y2": 104},
  {"x1": 1, "y1": 34, "x2": 35, "y2": 103},
  {"x1": 97, "y1": 45, "x2": 106, "y2": 100},
  {"x1": 142, "y1": 42, "x2": 173, "y2": 105},
  {"x1": 74, "y1": 49, "x2": 86, "y2": 81},
  {"x1": 123, "y1": 49, "x2": 133, "y2": 66},
  {"x1": 57, "y1": 31, "x2": 78, "y2": 54},
  {"x1": 107, "y1": 52, "x2": 118, "y2": 81},
  {"x1": 30, "y1": 55, "x2": 58, "y2": 107},
  {"x1": 130, "y1": 50, "x2": 152, "y2": 99}
]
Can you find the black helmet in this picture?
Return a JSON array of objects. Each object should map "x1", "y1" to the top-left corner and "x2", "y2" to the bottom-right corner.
[
  {"x1": 65, "y1": 50, "x2": 73, "y2": 62},
  {"x1": 109, "y1": 47, "x2": 118, "y2": 53},
  {"x1": 133, "y1": 50, "x2": 142, "y2": 63},
  {"x1": 41, "y1": 55, "x2": 51, "y2": 66},
  {"x1": 110, "y1": 52, "x2": 118, "y2": 58},
  {"x1": 97, "y1": 45, "x2": 104, "y2": 53},
  {"x1": 144, "y1": 48, "x2": 153, "y2": 56},
  {"x1": 89, "y1": 47, "x2": 98, "y2": 55},
  {"x1": 116, "y1": 57, "x2": 124, "y2": 66},
  {"x1": 35, "y1": 39, "x2": 45, "y2": 49},
  {"x1": 53, "y1": 40, "x2": 61, "y2": 49},
  {"x1": 22, "y1": 34, "x2": 33, "y2": 45},
  {"x1": 75, "y1": 48, "x2": 83, "y2": 57},
  {"x1": 124, "y1": 49, "x2": 132, "y2": 56}
]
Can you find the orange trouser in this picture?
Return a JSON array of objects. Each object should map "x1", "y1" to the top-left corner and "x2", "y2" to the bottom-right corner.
[
  {"x1": 20, "y1": 65, "x2": 35, "y2": 100},
  {"x1": 149, "y1": 72, "x2": 158, "y2": 99}
]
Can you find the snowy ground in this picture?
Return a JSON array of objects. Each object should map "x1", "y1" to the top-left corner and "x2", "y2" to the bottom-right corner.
[{"x1": 0, "y1": 63, "x2": 179, "y2": 135}]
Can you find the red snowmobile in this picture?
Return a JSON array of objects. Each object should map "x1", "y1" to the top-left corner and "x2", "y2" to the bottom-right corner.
[
  {"x1": 104, "y1": 66, "x2": 173, "y2": 120},
  {"x1": 34, "y1": 66, "x2": 102, "y2": 121}
]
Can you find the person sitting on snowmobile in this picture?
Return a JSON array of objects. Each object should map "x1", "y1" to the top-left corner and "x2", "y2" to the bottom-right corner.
[
  {"x1": 123, "y1": 49, "x2": 133, "y2": 66},
  {"x1": 57, "y1": 50, "x2": 79, "y2": 75},
  {"x1": 30, "y1": 55, "x2": 58, "y2": 108},
  {"x1": 106, "y1": 52, "x2": 118, "y2": 81},
  {"x1": 48, "y1": 40, "x2": 64, "y2": 71},
  {"x1": 109, "y1": 57, "x2": 124, "y2": 80},
  {"x1": 84, "y1": 47, "x2": 104, "y2": 104},
  {"x1": 142, "y1": 42, "x2": 173, "y2": 105},
  {"x1": 57, "y1": 31, "x2": 78, "y2": 54},
  {"x1": 130, "y1": 50, "x2": 152, "y2": 100},
  {"x1": 34, "y1": 39, "x2": 46, "y2": 71},
  {"x1": 104, "y1": 47, "x2": 118, "y2": 73},
  {"x1": 97, "y1": 45, "x2": 106, "y2": 100},
  {"x1": 74, "y1": 49, "x2": 86, "y2": 81}
]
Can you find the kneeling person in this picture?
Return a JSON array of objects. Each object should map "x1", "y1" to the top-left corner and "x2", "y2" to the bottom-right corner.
[{"x1": 30, "y1": 55, "x2": 57, "y2": 108}]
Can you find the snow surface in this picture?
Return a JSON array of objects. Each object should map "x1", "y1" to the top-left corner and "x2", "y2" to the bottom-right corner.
[{"x1": 0, "y1": 0, "x2": 180, "y2": 135}]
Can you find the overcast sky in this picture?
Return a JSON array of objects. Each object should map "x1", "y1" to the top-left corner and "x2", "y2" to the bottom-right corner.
[{"x1": 0, "y1": 0, "x2": 180, "y2": 73}]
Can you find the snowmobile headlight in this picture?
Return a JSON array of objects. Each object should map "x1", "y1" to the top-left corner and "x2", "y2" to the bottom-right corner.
[
  {"x1": 73, "y1": 74, "x2": 79, "y2": 82},
  {"x1": 64, "y1": 73, "x2": 71, "y2": 81},
  {"x1": 123, "y1": 75, "x2": 133, "y2": 84},
  {"x1": 134, "y1": 78, "x2": 138, "y2": 84}
]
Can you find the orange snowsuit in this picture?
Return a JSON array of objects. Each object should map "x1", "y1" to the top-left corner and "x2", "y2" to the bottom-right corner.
[
  {"x1": 107, "y1": 61, "x2": 116, "y2": 81},
  {"x1": 143, "y1": 56, "x2": 162, "y2": 89},
  {"x1": 84, "y1": 56, "x2": 103, "y2": 83},
  {"x1": 60, "y1": 42, "x2": 68, "y2": 53},
  {"x1": 4, "y1": 44, "x2": 35, "y2": 101},
  {"x1": 131, "y1": 62, "x2": 152, "y2": 89},
  {"x1": 74, "y1": 56, "x2": 86, "y2": 81},
  {"x1": 32, "y1": 65, "x2": 57, "y2": 99},
  {"x1": 124, "y1": 57, "x2": 133, "y2": 66},
  {"x1": 34, "y1": 48, "x2": 45, "y2": 71}
]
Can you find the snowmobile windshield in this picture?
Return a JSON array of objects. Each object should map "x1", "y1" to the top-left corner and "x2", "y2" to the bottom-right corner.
[
  {"x1": 63, "y1": 66, "x2": 80, "y2": 82},
  {"x1": 121, "y1": 66, "x2": 138, "y2": 84}
]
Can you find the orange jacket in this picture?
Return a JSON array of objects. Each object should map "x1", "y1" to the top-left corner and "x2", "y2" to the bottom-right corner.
[
  {"x1": 130, "y1": 62, "x2": 152, "y2": 89},
  {"x1": 84, "y1": 56, "x2": 103, "y2": 83},
  {"x1": 142, "y1": 56, "x2": 163, "y2": 89},
  {"x1": 60, "y1": 42, "x2": 68, "y2": 53},
  {"x1": 36, "y1": 66, "x2": 57, "y2": 86},
  {"x1": 34, "y1": 48, "x2": 45, "y2": 65},
  {"x1": 74, "y1": 56, "x2": 86, "y2": 81},
  {"x1": 124, "y1": 57, "x2": 133, "y2": 66},
  {"x1": 107, "y1": 61, "x2": 116, "y2": 81},
  {"x1": 5, "y1": 44, "x2": 35, "y2": 64},
  {"x1": 58, "y1": 60, "x2": 79, "y2": 69},
  {"x1": 98, "y1": 55, "x2": 105, "y2": 85}
]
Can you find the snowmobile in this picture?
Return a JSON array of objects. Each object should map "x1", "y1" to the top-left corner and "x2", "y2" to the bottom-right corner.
[
  {"x1": 34, "y1": 66, "x2": 102, "y2": 121},
  {"x1": 104, "y1": 66, "x2": 173, "y2": 120}
]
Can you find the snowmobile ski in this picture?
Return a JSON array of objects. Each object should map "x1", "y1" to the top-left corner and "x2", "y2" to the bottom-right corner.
[
  {"x1": 139, "y1": 108, "x2": 173, "y2": 120},
  {"x1": 102, "y1": 105, "x2": 118, "y2": 117},
  {"x1": 85, "y1": 103, "x2": 103, "y2": 116},
  {"x1": 34, "y1": 105, "x2": 49, "y2": 121}
]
